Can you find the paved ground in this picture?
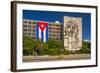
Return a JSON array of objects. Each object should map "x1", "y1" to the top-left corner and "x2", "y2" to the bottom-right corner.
[{"x1": 23, "y1": 54, "x2": 91, "y2": 62}]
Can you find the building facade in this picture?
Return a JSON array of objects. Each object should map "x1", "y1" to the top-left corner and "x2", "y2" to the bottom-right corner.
[
  {"x1": 23, "y1": 16, "x2": 82, "y2": 51},
  {"x1": 23, "y1": 19, "x2": 62, "y2": 41},
  {"x1": 23, "y1": 19, "x2": 37, "y2": 40},
  {"x1": 64, "y1": 16, "x2": 82, "y2": 51}
]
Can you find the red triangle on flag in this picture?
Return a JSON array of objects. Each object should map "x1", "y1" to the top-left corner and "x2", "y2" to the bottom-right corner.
[{"x1": 37, "y1": 21, "x2": 48, "y2": 32}]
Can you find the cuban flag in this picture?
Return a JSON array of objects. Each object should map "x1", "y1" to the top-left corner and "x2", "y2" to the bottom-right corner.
[{"x1": 36, "y1": 21, "x2": 48, "y2": 42}]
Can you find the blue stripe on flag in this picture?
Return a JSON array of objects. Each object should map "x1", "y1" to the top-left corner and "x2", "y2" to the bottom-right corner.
[
  {"x1": 46, "y1": 25, "x2": 48, "y2": 41},
  {"x1": 41, "y1": 31, "x2": 44, "y2": 42},
  {"x1": 36, "y1": 24, "x2": 39, "y2": 40}
]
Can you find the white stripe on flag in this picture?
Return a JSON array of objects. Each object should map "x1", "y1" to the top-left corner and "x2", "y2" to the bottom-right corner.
[
  {"x1": 44, "y1": 28, "x2": 46, "y2": 42},
  {"x1": 39, "y1": 27, "x2": 41, "y2": 39}
]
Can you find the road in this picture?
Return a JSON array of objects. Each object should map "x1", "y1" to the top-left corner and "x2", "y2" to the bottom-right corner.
[{"x1": 23, "y1": 54, "x2": 91, "y2": 62}]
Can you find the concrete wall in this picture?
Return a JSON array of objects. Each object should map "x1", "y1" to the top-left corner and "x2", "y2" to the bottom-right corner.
[{"x1": 64, "y1": 16, "x2": 82, "y2": 51}]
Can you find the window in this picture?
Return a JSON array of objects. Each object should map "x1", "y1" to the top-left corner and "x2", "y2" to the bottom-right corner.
[{"x1": 23, "y1": 21, "x2": 27, "y2": 23}]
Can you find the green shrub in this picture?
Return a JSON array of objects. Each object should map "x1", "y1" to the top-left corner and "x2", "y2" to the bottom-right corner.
[
  {"x1": 47, "y1": 48, "x2": 61, "y2": 56},
  {"x1": 80, "y1": 41, "x2": 91, "y2": 54},
  {"x1": 80, "y1": 48, "x2": 91, "y2": 54}
]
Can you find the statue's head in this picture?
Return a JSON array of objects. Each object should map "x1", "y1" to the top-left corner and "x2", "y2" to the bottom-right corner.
[{"x1": 65, "y1": 20, "x2": 79, "y2": 37}]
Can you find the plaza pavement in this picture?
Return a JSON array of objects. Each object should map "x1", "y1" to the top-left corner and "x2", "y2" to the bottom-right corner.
[{"x1": 23, "y1": 54, "x2": 91, "y2": 62}]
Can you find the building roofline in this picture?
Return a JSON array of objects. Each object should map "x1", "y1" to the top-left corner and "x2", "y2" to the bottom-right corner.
[{"x1": 23, "y1": 19, "x2": 62, "y2": 25}]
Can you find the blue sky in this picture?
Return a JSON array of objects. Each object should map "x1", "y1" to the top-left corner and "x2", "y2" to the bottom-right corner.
[{"x1": 23, "y1": 10, "x2": 91, "y2": 40}]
